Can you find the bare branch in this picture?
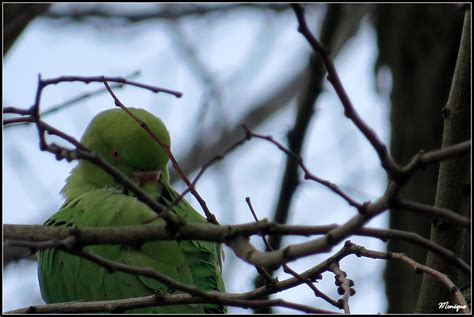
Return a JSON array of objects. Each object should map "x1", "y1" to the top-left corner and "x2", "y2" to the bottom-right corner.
[
  {"x1": 39, "y1": 75, "x2": 182, "y2": 97},
  {"x1": 393, "y1": 198, "x2": 470, "y2": 228},
  {"x1": 5, "y1": 211, "x2": 470, "y2": 275},
  {"x1": 6, "y1": 235, "x2": 338, "y2": 314},
  {"x1": 401, "y1": 140, "x2": 471, "y2": 177},
  {"x1": 329, "y1": 262, "x2": 354, "y2": 313},
  {"x1": 5, "y1": 293, "x2": 336, "y2": 315},
  {"x1": 43, "y1": 4, "x2": 289, "y2": 24},
  {"x1": 170, "y1": 66, "x2": 309, "y2": 183},
  {"x1": 243, "y1": 125, "x2": 363, "y2": 209},
  {"x1": 291, "y1": 4, "x2": 400, "y2": 177},
  {"x1": 4, "y1": 72, "x2": 142, "y2": 129},
  {"x1": 246, "y1": 197, "x2": 341, "y2": 309},
  {"x1": 356, "y1": 244, "x2": 470, "y2": 314}
]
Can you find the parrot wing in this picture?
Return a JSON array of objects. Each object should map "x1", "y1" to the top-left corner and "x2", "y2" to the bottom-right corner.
[
  {"x1": 38, "y1": 189, "x2": 204, "y2": 313},
  {"x1": 158, "y1": 183, "x2": 227, "y2": 313}
]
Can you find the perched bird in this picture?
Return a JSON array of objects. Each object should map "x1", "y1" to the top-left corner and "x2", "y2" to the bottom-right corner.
[{"x1": 38, "y1": 108, "x2": 226, "y2": 313}]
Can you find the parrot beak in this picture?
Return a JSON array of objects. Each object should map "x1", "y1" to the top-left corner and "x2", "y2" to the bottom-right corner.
[{"x1": 133, "y1": 170, "x2": 161, "y2": 186}]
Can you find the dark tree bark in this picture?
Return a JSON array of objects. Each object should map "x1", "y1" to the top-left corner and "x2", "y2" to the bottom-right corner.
[
  {"x1": 3, "y1": 4, "x2": 51, "y2": 56},
  {"x1": 416, "y1": 8, "x2": 471, "y2": 313},
  {"x1": 372, "y1": 4, "x2": 464, "y2": 313}
]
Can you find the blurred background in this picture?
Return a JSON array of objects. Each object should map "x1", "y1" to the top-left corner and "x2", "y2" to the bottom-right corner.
[{"x1": 3, "y1": 3, "x2": 466, "y2": 313}]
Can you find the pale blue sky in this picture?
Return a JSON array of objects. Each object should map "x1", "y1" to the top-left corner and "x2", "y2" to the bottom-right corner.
[{"x1": 3, "y1": 4, "x2": 390, "y2": 313}]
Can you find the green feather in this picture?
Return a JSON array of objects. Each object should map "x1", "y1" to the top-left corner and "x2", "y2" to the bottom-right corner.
[{"x1": 38, "y1": 108, "x2": 226, "y2": 313}]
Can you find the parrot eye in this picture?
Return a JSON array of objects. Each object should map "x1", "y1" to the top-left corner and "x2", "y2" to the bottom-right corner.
[{"x1": 111, "y1": 149, "x2": 121, "y2": 161}]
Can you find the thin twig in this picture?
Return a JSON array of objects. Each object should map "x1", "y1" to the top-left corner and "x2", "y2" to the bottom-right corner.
[
  {"x1": 41, "y1": 71, "x2": 142, "y2": 117},
  {"x1": 41, "y1": 75, "x2": 182, "y2": 97},
  {"x1": 393, "y1": 198, "x2": 470, "y2": 228},
  {"x1": 291, "y1": 4, "x2": 400, "y2": 178},
  {"x1": 242, "y1": 125, "x2": 362, "y2": 209},
  {"x1": 329, "y1": 262, "x2": 354, "y2": 314},
  {"x1": 353, "y1": 243, "x2": 470, "y2": 314},
  {"x1": 246, "y1": 197, "x2": 342, "y2": 309}
]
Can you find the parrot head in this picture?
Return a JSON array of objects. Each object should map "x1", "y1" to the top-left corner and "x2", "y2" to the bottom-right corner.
[{"x1": 63, "y1": 108, "x2": 171, "y2": 198}]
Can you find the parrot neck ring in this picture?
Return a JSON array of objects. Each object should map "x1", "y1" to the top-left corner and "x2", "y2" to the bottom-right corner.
[{"x1": 133, "y1": 170, "x2": 161, "y2": 186}]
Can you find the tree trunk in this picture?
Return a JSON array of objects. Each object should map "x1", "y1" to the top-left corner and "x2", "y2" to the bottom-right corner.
[
  {"x1": 416, "y1": 8, "x2": 471, "y2": 313},
  {"x1": 3, "y1": 4, "x2": 51, "y2": 56},
  {"x1": 372, "y1": 4, "x2": 464, "y2": 313}
]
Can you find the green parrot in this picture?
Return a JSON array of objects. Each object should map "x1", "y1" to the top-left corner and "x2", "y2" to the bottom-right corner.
[{"x1": 38, "y1": 108, "x2": 226, "y2": 313}]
